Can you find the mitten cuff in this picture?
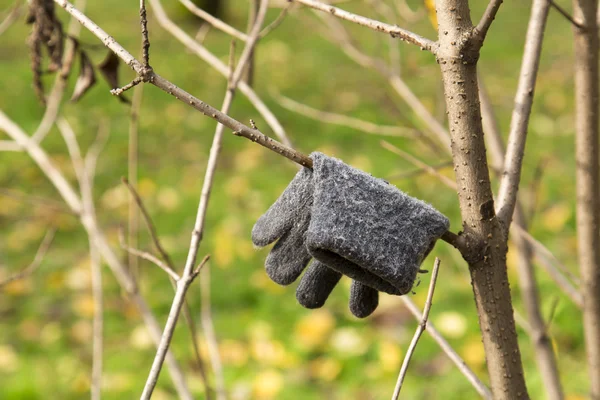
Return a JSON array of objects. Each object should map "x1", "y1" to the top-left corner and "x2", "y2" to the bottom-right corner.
[{"x1": 306, "y1": 152, "x2": 450, "y2": 295}]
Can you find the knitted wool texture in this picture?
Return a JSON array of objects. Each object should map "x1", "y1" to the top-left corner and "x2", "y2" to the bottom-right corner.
[
  {"x1": 251, "y1": 166, "x2": 379, "y2": 318},
  {"x1": 252, "y1": 152, "x2": 449, "y2": 316},
  {"x1": 306, "y1": 152, "x2": 450, "y2": 295}
]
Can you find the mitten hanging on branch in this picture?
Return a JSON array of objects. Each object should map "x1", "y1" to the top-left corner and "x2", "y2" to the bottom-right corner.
[{"x1": 252, "y1": 152, "x2": 449, "y2": 317}]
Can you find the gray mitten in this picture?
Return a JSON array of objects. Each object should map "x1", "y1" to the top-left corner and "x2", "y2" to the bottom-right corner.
[
  {"x1": 306, "y1": 152, "x2": 450, "y2": 296},
  {"x1": 252, "y1": 166, "x2": 378, "y2": 317}
]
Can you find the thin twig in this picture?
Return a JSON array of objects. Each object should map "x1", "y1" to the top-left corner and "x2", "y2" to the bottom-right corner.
[
  {"x1": 478, "y1": 73, "x2": 564, "y2": 399},
  {"x1": 140, "y1": 0, "x2": 150, "y2": 67},
  {"x1": 400, "y1": 296, "x2": 492, "y2": 399},
  {"x1": 496, "y1": 0, "x2": 550, "y2": 228},
  {"x1": 0, "y1": 109, "x2": 193, "y2": 400},
  {"x1": 150, "y1": 0, "x2": 293, "y2": 147},
  {"x1": 54, "y1": 0, "x2": 298, "y2": 159},
  {"x1": 0, "y1": 188, "x2": 74, "y2": 215},
  {"x1": 128, "y1": 84, "x2": 143, "y2": 277},
  {"x1": 0, "y1": 229, "x2": 56, "y2": 288},
  {"x1": 122, "y1": 179, "x2": 213, "y2": 398},
  {"x1": 291, "y1": 0, "x2": 437, "y2": 52},
  {"x1": 312, "y1": 12, "x2": 450, "y2": 149},
  {"x1": 548, "y1": 0, "x2": 584, "y2": 28},
  {"x1": 381, "y1": 140, "x2": 456, "y2": 188},
  {"x1": 514, "y1": 226, "x2": 583, "y2": 307},
  {"x1": 140, "y1": 2, "x2": 270, "y2": 398},
  {"x1": 277, "y1": 93, "x2": 416, "y2": 137},
  {"x1": 392, "y1": 258, "x2": 441, "y2": 399},
  {"x1": 178, "y1": 0, "x2": 249, "y2": 41},
  {"x1": 259, "y1": 2, "x2": 292, "y2": 38},
  {"x1": 200, "y1": 264, "x2": 226, "y2": 400},
  {"x1": 0, "y1": 0, "x2": 22, "y2": 38},
  {"x1": 118, "y1": 230, "x2": 181, "y2": 281},
  {"x1": 84, "y1": 119, "x2": 110, "y2": 179},
  {"x1": 386, "y1": 161, "x2": 453, "y2": 181},
  {"x1": 473, "y1": 0, "x2": 504, "y2": 44},
  {"x1": 111, "y1": 77, "x2": 143, "y2": 96},
  {"x1": 89, "y1": 238, "x2": 103, "y2": 400},
  {"x1": 122, "y1": 177, "x2": 175, "y2": 268}
]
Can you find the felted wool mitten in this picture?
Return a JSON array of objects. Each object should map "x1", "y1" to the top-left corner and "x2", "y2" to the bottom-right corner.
[
  {"x1": 252, "y1": 165, "x2": 378, "y2": 318},
  {"x1": 306, "y1": 152, "x2": 450, "y2": 296}
]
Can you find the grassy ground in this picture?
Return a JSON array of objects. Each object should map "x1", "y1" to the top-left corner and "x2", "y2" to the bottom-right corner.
[{"x1": 0, "y1": 0, "x2": 589, "y2": 398}]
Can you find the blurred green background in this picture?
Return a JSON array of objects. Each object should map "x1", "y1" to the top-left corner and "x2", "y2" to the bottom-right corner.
[{"x1": 0, "y1": 0, "x2": 588, "y2": 399}]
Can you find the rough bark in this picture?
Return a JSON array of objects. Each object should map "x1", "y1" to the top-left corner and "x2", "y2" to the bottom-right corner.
[
  {"x1": 572, "y1": 0, "x2": 600, "y2": 398},
  {"x1": 435, "y1": 1, "x2": 529, "y2": 398}
]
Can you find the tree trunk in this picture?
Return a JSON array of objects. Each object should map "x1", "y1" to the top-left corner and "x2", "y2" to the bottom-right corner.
[
  {"x1": 572, "y1": 0, "x2": 600, "y2": 398},
  {"x1": 435, "y1": 1, "x2": 529, "y2": 398}
]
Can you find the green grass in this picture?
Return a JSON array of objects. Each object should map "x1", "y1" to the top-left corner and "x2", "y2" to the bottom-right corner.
[{"x1": 0, "y1": 0, "x2": 588, "y2": 399}]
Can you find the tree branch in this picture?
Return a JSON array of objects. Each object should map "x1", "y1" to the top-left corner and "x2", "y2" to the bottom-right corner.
[
  {"x1": 291, "y1": 0, "x2": 437, "y2": 52},
  {"x1": 478, "y1": 74, "x2": 564, "y2": 400},
  {"x1": 496, "y1": 0, "x2": 550, "y2": 229},
  {"x1": 140, "y1": 2, "x2": 270, "y2": 397},
  {"x1": 0, "y1": 228, "x2": 55, "y2": 288},
  {"x1": 178, "y1": 0, "x2": 249, "y2": 41},
  {"x1": 473, "y1": 0, "x2": 504, "y2": 44},
  {"x1": 0, "y1": 109, "x2": 193, "y2": 400},
  {"x1": 277, "y1": 93, "x2": 417, "y2": 137},
  {"x1": 149, "y1": 0, "x2": 292, "y2": 147},
  {"x1": 392, "y1": 258, "x2": 441, "y2": 399},
  {"x1": 53, "y1": 0, "x2": 305, "y2": 165},
  {"x1": 400, "y1": 297, "x2": 492, "y2": 399}
]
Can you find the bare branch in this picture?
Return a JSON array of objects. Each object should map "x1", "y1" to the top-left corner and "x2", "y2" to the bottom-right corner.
[
  {"x1": 124, "y1": 171, "x2": 214, "y2": 398},
  {"x1": 84, "y1": 119, "x2": 110, "y2": 178},
  {"x1": 122, "y1": 178, "x2": 175, "y2": 267},
  {"x1": 53, "y1": 0, "x2": 303, "y2": 165},
  {"x1": 473, "y1": 0, "x2": 504, "y2": 44},
  {"x1": 127, "y1": 84, "x2": 143, "y2": 277},
  {"x1": 200, "y1": 265, "x2": 226, "y2": 400},
  {"x1": 0, "y1": 229, "x2": 56, "y2": 288},
  {"x1": 178, "y1": 0, "x2": 249, "y2": 41},
  {"x1": 386, "y1": 161, "x2": 453, "y2": 181},
  {"x1": 118, "y1": 231, "x2": 181, "y2": 281},
  {"x1": 312, "y1": 13, "x2": 451, "y2": 149},
  {"x1": 0, "y1": 0, "x2": 22, "y2": 38},
  {"x1": 381, "y1": 140, "x2": 456, "y2": 188},
  {"x1": 479, "y1": 74, "x2": 564, "y2": 399},
  {"x1": 496, "y1": 0, "x2": 550, "y2": 228},
  {"x1": 277, "y1": 93, "x2": 417, "y2": 137},
  {"x1": 291, "y1": 0, "x2": 437, "y2": 52},
  {"x1": 140, "y1": 0, "x2": 150, "y2": 67},
  {"x1": 400, "y1": 297, "x2": 492, "y2": 399},
  {"x1": 0, "y1": 109, "x2": 193, "y2": 399},
  {"x1": 392, "y1": 258, "x2": 441, "y2": 399},
  {"x1": 149, "y1": 0, "x2": 292, "y2": 147},
  {"x1": 0, "y1": 187, "x2": 74, "y2": 215},
  {"x1": 140, "y1": 2, "x2": 270, "y2": 397},
  {"x1": 549, "y1": 0, "x2": 584, "y2": 29},
  {"x1": 89, "y1": 239, "x2": 103, "y2": 400},
  {"x1": 259, "y1": 2, "x2": 292, "y2": 38}
]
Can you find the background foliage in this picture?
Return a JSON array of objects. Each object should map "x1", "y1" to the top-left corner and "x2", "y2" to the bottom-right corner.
[{"x1": 0, "y1": 0, "x2": 588, "y2": 398}]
